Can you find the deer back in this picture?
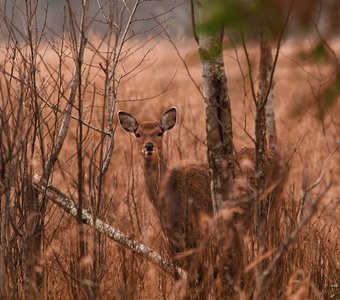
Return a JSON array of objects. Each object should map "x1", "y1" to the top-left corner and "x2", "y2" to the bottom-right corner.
[{"x1": 157, "y1": 164, "x2": 213, "y2": 256}]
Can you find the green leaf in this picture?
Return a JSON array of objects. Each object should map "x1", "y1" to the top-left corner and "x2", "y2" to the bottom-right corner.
[{"x1": 197, "y1": 0, "x2": 285, "y2": 39}]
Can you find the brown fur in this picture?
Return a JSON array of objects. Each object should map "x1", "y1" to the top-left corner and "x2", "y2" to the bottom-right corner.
[
  {"x1": 118, "y1": 108, "x2": 213, "y2": 260},
  {"x1": 157, "y1": 164, "x2": 212, "y2": 257},
  {"x1": 118, "y1": 108, "x2": 247, "y2": 297}
]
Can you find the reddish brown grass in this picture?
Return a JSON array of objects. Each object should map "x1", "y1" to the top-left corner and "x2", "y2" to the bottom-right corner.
[{"x1": 1, "y1": 35, "x2": 339, "y2": 299}]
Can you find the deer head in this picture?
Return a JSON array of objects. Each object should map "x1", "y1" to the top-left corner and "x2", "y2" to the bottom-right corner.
[{"x1": 117, "y1": 107, "x2": 177, "y2": 161}]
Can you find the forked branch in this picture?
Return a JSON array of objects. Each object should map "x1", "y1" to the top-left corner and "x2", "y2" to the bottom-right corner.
[
  {"x1": 96, "y1": 0, "x2": 140, "y2": 186},
  {"x1": 46, "y1": 0, "x2": 89, "y2": 176},
  {"x1": 242, "y1": 1, "x2": 294, "y2": 108}
]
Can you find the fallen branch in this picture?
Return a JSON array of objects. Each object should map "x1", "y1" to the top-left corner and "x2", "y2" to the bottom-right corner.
[{"x1": 32, "y1": 174, "x2": 185, "y2": 279}]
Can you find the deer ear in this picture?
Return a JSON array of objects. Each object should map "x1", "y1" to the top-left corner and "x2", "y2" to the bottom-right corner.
[
  {"x1": 118, "y1": 111, "x2": 139, "y2": 133},
  {"x1": 160, "y1": 107, "x2": 177, "y2": 131}
]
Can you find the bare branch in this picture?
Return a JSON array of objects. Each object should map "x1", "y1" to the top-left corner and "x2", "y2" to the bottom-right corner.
[
  {"x1": 97, "y1": 0, "x2": 140, "y2": 185},
  {"x1": 190, "y1": 0, "x2": 199, "y2": 44},
  {"x1": 46, "y1": 0, "x2": 89, "y2": 175},
  {"x1": 32, "y1": 174, "x2": 185, "y2": 279},
  {"x1": 241, "y1": 33, "x2": 257, "y2": 104},
  {"x1": 261, "y1": 1, "x2": 295, "y2": 109},
  {"x1": 155, "y1": 17, "x2": 203, "y2": 98}
]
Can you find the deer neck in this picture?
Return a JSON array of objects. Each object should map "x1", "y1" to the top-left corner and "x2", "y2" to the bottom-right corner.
[{"x1": 143, "y1": 156, "x2": 166, "y2": 206}]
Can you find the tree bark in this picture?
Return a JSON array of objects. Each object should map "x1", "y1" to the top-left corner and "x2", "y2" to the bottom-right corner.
[
  {"x1": 255, "y1": 31, "x2": 273, "y2": 191},
  {"x1": 194, "y1": 2, "x2": 242, "y2": 298},
  {"x1": 254, "y1": 30, "x2": 274, "y2": 291},
  {"x1": 196, "y1": 1, "x2": 234, "y2": 213}
]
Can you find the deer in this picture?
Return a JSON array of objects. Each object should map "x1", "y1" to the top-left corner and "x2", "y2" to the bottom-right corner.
[
  {"x1": 117, "y1": 107, "x2": 213, "y2": 259},
  {"x1": 118, "y1": 107, "x2": 247, "y2": 297}
]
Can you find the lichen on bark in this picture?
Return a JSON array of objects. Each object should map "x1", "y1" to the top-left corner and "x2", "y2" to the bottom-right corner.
[{"x1": 198, "y1": 25, "x2": 234, "y2": 212}]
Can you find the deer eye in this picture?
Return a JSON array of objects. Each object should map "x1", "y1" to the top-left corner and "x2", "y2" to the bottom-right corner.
[
  {"x1": 157, "y1": 131, "x2": 163, "y2": 137},
  {"x1": 135, "y1": 132, "x2": 141, "y2": 138}
]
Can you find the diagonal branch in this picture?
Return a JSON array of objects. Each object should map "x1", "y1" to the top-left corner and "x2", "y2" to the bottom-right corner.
[{"x1": 32, "y1": 174, "x2": 185, "y2": 279}]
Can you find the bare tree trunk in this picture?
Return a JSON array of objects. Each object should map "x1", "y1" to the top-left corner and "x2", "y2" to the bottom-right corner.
[
  {"x1": 252, "y1": 30, "x2": 281, "y2": 300},
  {"x1": 24, "y1": 178, "x2": 41, "y2": 299},
  {"x1": 265, "y1": 78, "x2": 276, "y2": 152},
  {"x1": 196, "y1": 1, "x2": 234, "y2": 213},
  {"x1": 255, "y1": 32, "x2": 272, "y2": 191},
  {"x1": 0, "y1": 171, "x2": 9, "y2": 300},
  {"x1": 71, "y1": 1, "x2": 90, "y2": 297},
  {"x1": 255, "y1": 29, "x2": 272, "y2": 267},
  {"x1": 193, "y1": 1, "x2": 242, "y2": 298}
]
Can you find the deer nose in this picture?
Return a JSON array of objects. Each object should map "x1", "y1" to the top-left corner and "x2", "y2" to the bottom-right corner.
[{"x1": 145, "y1": 142, "x2": 154, "y2": 152}]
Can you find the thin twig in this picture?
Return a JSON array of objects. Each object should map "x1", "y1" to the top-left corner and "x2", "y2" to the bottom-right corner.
[
  {"x1": 189, "y1": 0, "x2": 199, "y2": 44},
  {"x1": 261, "y1": 0, "x2": 295, "y2": 109},
  {"x1": 154, "y1": 17, "x2": 203, "y2": 98},
  {"x1": 46, "y1": 0, "x2": 89, "y2": 175},
  {"x1": 241, "y1": 33, "x2": 257, "y2": 104}
]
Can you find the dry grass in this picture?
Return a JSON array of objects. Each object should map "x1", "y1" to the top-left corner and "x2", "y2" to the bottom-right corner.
[{"x1": 1, "y1": 33, "x2": 339, "y2": 299}]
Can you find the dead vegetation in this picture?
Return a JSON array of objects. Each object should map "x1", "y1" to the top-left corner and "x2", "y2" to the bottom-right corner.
[{"x1": 0, "y1": 1, "x2": 339, "y2": 299}]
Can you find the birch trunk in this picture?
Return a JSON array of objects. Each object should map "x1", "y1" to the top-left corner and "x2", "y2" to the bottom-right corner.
[
  {"x1": 194, "y1": 2, "x2": 242, "y2": 297},
  {"x1": 197, "y1": 1, "x2": 234, "y2": 213}
]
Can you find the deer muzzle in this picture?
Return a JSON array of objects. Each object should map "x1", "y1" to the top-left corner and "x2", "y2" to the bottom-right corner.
[{"x1": 143, "y1": 142, "x2": 155, "y2": 157}]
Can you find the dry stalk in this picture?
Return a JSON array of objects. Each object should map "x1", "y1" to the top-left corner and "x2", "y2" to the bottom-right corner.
[{"x1": 253, "y1": 180, "x2": 332, "y2": 299}]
